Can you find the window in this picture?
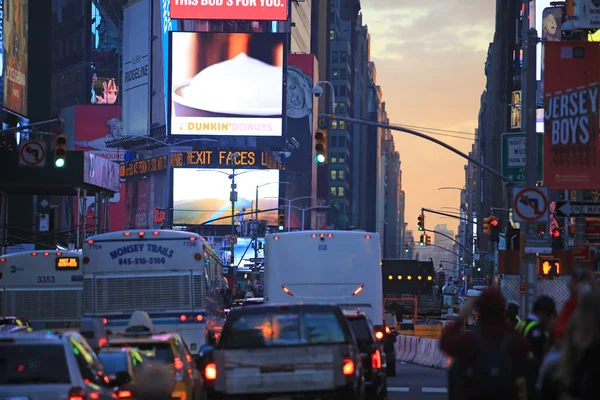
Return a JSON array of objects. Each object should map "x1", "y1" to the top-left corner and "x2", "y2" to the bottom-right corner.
[
  {"x1": 339, "y1": 103, "x2": 346, "y2": 114},
  {"x1": 332, "y1": 69, "x2": 339, "y2": 79},
  {"x1": 337, "y1": 86, "x2": 346, "y2": 97},
  {"x1": 71, "y1": 337, "x2": 101, "y2": 382},
  {"x1": 331, "y1": 120, "x2": 337, "y2": 130},
  {"x1": 347, "y1": 317, "x2": 374, "y2": 342},
  {"x1": 330, "y1": 170, "x2": 337, "y2": 180},
  {"x1": 329, "y1": 30, "x2": 335, "y2": 40},
  {"x1": 330, "y1": 135, "x2": 338, "y2": 147},
  {"x1": 339, "y1": 121, "x2": 346, "y2": 130},
  {"x1": 0, "y1": 345, "x2": 70, "y2": 384},
  {"x1": 98, "y1": 353, "x2": 129, "y2": 375},
  {"x1": 340, "y1": 52, "x2": 347, "y2": 62},
  {"x1": 332, "y1": 52, "x2": 339, "y2": 63},
  {"x1": 330, "y1": 155, "x2": 337, "y2": 163},
  {"x1": 112, "y1": 342, "x2": 175, "y2": 365},
  {"x1": 303, "y1": 313, "x2": 346, "y2": 344},
  {"x1": 339, "y1": 170, "x2": 345, "y2": 180},
  {"x1": 338, "y1": 187, "x2": 345, "y2": 197},
  {"x1": 339, "y1": 155, "x2": 345, "y2": 163},
  {"x1": 339, "y1": 69, "x2": 347, "y2": 80},
  {"x1": 330, "y1": 187, "x2": 337, "y2": 197},
  {"x1": 338, "y1": 136, "x2": 346, "y2": 147}
]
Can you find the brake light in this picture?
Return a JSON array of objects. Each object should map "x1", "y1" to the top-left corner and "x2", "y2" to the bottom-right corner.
[
  {"x1": 68, "y1": 387, "x2": 86, "y2": 400},
  {"x1": 87, "y1": 240, "x2": 94, "y2": 245},
  {"x1": 174, "y1": 357, "x2": 184, "y2": 370},
  {"x1": 43, "y1": 252, "x2": 50, "y2": 256},
  {"x1": 273, "y1": 236, "x2": 279, "y2": 240},
  {"x1": 205, "y1": 362, "x2": 217, "y2": 381},
  {"x1": 196, "y1": 314, "x2": 204, "y2": 322},
  {"x1": 365, "y1": 235, "x2": 371, "y2": 239},
  {"x1": 375, "y1": 331, "x2": 384, "y2": 340},
  {"x1": 179, "y1": 314, "x2": 187, "y2": 322},
  {"x1": 352, "y1": 285, "x2": 364, "y2": 296},
  {"x1": 90, "y1": 393, "x2": 99, "y2": 400},
  {"x1": 174, "y1": 357, "x2": 185, "y2": 381},
  {"x1": 117, "y1": 390, "x2": 132, "y2": 399},
  {"x1": 31, "y1": 252, "x2": 38, "y2": 256},
  {"x1": 342, "y1": 358, "x2": 355, "y2": 376},
  {"x1": 0, "y1": 258, "x2": 5, "y2": 262},
  {"x1": 153, "y1": 231, "x2": 160, "y2": 236},
  {"x1": 385, "y1": 326, "x2": 391, "y2": 334},
  {"x1": 98, "y1": 337, "x2": 108, "y2": 347},
  {"x1": 56, "y1": 252, "x2": 63, "y2": 256},
  {"x1": 371, "y1": 349, "x2": 382, "y2": 370},
  {"x1": 311, "y1": 234, "x2": 317, "y2": 238},
  {"x1": 327, "y1": 233, "x2": 333, "y2": 237},
  {"x1": 124, "y1": 232, "x2": 131, "y2": 237},
  {"x1": 194, "y1": 253, "x2": 201, "y2": 260},
  {"x1": 138, "y1": 231, "x2": 145, "y2": 237},
  {"x1": 83, "y1": 257, "x2": 90, "y2": 264},
  {"x1": 282, "y1": 285, "x2": 294, "y2": 296},
  {"x1": 102, "y1": 318, "x2": 108, "y2": 325},
  {"x1": 189, "y1": 237, "x2": 196, "y2": 241}
]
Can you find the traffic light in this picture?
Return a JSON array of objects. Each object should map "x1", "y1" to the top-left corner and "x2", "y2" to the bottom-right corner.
[
  {"x1": 540, "y1": 258, "x2": 560, "y2": 277},
  {"x1": 54, "y1": 134, "x2": 67, "y2": 168},
  {"x1": 551, "y1": 228, "x2": 561, "y2": 238},
  {"x1": 419, "y1": 234, "x2": 425, "y2": 247},
  {"x1": 417, "y1": 213, "x2": 425, "y2": 231},
  {"x1": 482, "y1": 216, "x2": 498, "y2": 236},
  {"x1": 425, "y1": 235, "x2": 431, "y2": 246},
  {"x1": 404, "y1": 243, "x2": 409, "y2": 252},
  {"x1": 314, "y1": 129, "x2": 328, "y2": 164},
  {"x1": 277, "y1": 214, "x2": 285, "y2": 231}
]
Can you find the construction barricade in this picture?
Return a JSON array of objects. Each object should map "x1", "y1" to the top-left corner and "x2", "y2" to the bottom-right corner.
[{"x1": 395, "y1": 334, "x2": 452, "y2": 370}]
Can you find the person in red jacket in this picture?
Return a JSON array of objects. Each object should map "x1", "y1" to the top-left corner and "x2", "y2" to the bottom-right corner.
[{"x1": 441, "y1": 287, "x2": 530, "y2": 400}]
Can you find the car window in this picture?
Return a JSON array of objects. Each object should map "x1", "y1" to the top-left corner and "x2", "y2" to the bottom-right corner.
[
  {"x1": 0, "y1": 318, "x2": 17, "y2": 325},
  {"x1": 130, "y1": 350, "x2": 146, "y2": 372},
  {"x1": 220, "y1": 310, "x2": 346, "y2": 349},
  {"x1": 98, "y1": 353, "x2": 129, "y2": 375},
  {"x1": 0, "y1": 344, "x2": 70, "y2": 385},
  {"x1": 113, "y1": 342, "x2": 176, "y2": 365},
  {"x1": 347, "y1": 317, "x2": 374, "y2": 342},
  {"x1": 70, "y1": 337, "x2": 104, "y2": 383}
]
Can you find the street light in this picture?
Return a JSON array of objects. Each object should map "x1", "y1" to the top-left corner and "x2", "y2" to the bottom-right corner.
[
  {"x1": 287, "y1": 204, "x2": 331, "y2": 231},
  {"x1": 256, "y1": 181, "x2": 290, "y2": 222},
  {"x1": 266, "y1": 196, "x2": 317, "y2": 232}
]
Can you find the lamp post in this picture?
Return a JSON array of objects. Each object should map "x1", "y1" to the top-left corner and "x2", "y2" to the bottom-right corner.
[
  {"x1": 266, "y1": 196, "x2": 317, "y2": 231},
  {"x1": 287, "y1": 205, "x2": 331, "y2": 231},
  {"x1": 255, "y1": 181, "x2": 290, "y2": 260}
]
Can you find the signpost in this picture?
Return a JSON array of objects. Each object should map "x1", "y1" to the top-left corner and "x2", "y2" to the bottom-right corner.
[
  {"x1": 501, "y1": 132, "x2": 543, "y2": 183},
  {"x1": 19, "y1": 140, "x2": 47, "y2": 167},
  {"x1": 512, "y1": 186, "x2": 549, "y2": 223},
  {"x1": 573, "y1": 244, "x2": 590, "y2": 262},
  {"x1": 554, "y1": 201, "x2": 600, "y2": 218},
  {"x1": 523, "y1": 235, "x2": 552, "y2": 255}
]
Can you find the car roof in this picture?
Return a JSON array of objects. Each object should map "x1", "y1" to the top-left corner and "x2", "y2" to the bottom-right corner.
[
  {"x1": 109, "y1": 332, "x2": 180, "y2": 344},
  {"x1": 227, "y1": 303, "x2": 342, "y2": 315},
  {"x1": 342, "y1": 309, "x2": 369, "y2": 319},
  {"x1": 0, "y1": 330, "x2": 81, "y2": 343}
]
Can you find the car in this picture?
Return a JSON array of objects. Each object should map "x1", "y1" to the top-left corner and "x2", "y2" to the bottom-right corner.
[
  {"x1": 197, "y1": 303, "x2": 365, "y2": 400},
  {"x1": 80, "y1": 316, "x2": 110, "y2": 351},
  {"x1": 107, "y1": 311, "x2": 204, "y2": 400},
  {"x1": 0, "y1": 330, "x2": 131, "y2": 400},
  {"x1": 374, "y1": 321, "x2": 398, "y2": 377},
  {"x1": 98, "y1": 347, "x2": 147, "y2": 399},
  {"x1": 344, "y1": 310, "x2": 388, "y2": 399},
  {"x1": 0, "y1": 316, "x2": 31, "y2": 327}
]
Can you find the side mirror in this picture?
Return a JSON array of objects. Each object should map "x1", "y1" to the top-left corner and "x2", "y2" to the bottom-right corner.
[{"x1": 111, "y1": 371, "x2": 132, "y2": 387}]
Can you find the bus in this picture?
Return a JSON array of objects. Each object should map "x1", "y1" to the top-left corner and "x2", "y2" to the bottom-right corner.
[
  {"x1": 0, "y1": 250, "x2": 83, "y2": 329},
  {"x1": 263, "y1": 231, "x2": 383, "y2": 325},
  {"x1": 82, "y1": 229, "x2": 226, "y2": 352}
]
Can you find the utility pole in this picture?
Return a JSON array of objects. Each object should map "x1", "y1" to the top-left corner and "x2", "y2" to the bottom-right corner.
[{"x1": 521, "y1": 0, "x2": 538, "y2": 317}]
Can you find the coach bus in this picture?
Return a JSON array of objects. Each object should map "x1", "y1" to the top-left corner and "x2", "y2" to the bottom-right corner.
[
  {"x1": 82, "y1": 229, "x2": 226, "y2": 352},
  {"x1": 0, "y1": 250, "x2": 83, "y2": 329}
]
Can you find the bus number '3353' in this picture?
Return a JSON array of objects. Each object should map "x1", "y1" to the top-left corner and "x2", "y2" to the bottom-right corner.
[{"x1": 117, "y1": 257, "x2": 167, "y2": 266}]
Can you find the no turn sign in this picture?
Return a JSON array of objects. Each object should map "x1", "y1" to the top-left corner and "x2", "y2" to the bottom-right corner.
[{"x1": 19, "y1": 140, "x2": 47, "y2": 167}]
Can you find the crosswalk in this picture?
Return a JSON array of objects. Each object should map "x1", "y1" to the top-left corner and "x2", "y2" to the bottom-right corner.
[{"x1": 388, "y1": 387, "x2": 448, "y2": 393}]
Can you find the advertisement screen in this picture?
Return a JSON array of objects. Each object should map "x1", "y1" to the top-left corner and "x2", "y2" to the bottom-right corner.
[
  {"x1": 3, "y1": 0, "x2": 27, "y2": 116},
  {"x1": 0, "y1": 1, "x2": 4, "y2": 107},
  {"x1": 90, "y1": 71, "x2": 119, "y2": 105},
  {"x1": 233, "y1": 237, "x2": 265, "y2": 268},
  {"x1": 173, "y1": 168, "x2": 280, "y2": 226},
  {"x1": 170, "y1": 0, "x2": 289, "y2": 21},
  {"x1": 170, "y1": 32, "x2": 285, "y2": 137},
  {"x1": 543, "y1": 41, "x2": 600, "y2": 189}
]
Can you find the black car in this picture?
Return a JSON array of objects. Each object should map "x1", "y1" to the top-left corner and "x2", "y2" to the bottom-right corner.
[
  {"x1": 344, "y1": 310, "x2": 388, "y2": 399},
  {"x1": 98, "y1": 347, "x2": 147, "y2": 399}
]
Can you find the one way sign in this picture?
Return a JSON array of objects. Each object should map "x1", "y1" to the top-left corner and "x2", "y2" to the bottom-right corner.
[{"x1": 554, "y1": 201, "x2": 600, "y2": 218}]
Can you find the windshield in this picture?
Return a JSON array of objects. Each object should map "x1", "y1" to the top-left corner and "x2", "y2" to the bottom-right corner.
[
  {"x1": 221, "y1": 310, "x2": 347, "y2": 349},
  {"x1": 98, "y1": 352, "x2": 129, "y2": 375},
  {"x1": 0, "y1": 345, "x2": 70, "y2": 385},
  {"x1": 347, "y1": 317, "x2": 374, "y2": 342},
  {"x1": 111, "y1": 342, "x2": 175, "y2": 365}
]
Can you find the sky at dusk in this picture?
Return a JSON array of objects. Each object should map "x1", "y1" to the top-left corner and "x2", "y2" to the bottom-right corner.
[{"x1": 360, "y1": 0, "x2": 496, "y2": 240}]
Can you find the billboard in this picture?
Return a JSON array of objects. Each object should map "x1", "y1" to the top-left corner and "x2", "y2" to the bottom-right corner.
[
  {"x1": 170, "y1": 32, "x2": 285, "y2": 138},
  {"x1": 123, "y1": 0, "x2": 150, "y2": 137},
  {"x1": 539, "y1": 6, "x2": 562, "y2": 99},
  {"x1": 232, "y1": 237, "x2": 265, "y2": 268},
  {"x1": 125, "y1": 177, "x2": 154, "y2": 229},
  {"x1": 173, "y1": 168, "x2": 280, "y2": 226},
  {"x1": 170, "y1": 0, "x2": 289, "y2": 21},
  {"x1": 73, "y1": 105, "x2": 126, "y2": 230},
  {"x1": 0, "y1": 1, "x2": 4, "y2": 107},
  {"x1": 90, "y1": 71, "x2": 119, "y2": 105},
  {"x1": 286, "y1": 54, "x2": 318, "y2": 230},
  {"x1": 161, "y1": 0, "x2": 178, "y2": 124},
  {"x1": 543, "y1": 41, "x2": 600, "y2": 189},
  {"x1": 3, "y1": 0, "x2": 27, "y2": 116}
]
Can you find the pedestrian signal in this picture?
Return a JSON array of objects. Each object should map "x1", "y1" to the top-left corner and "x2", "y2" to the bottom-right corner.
[{"x1": 540, "y1": 259, "x2": 560, "y2": 277}]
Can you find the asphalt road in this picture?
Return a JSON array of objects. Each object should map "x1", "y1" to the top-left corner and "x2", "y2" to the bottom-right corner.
[{"x1": 387, "y1": 362, "x2": 448, "y2": 400}]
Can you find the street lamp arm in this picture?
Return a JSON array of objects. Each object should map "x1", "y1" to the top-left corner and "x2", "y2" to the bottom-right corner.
[
  {"x1": 320, "y1": 113, "x2": 513, "y2": 184},
  {"x1": 423, "y1": 228, "x2": 472, "y2": 257},
  {"x1": 438, "y1": 187, "x2": 465, "y2": 191},
  {"x1": 429, "y1": 243, "x2": 461, "y2": 259},
  {"x1": 421, "y1": 207, "x2": 481, "y2": 226}
]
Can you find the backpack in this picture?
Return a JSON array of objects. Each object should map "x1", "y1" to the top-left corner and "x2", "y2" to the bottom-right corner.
[{"x1": 462, "y1": 328, "x2": 517, "y2": 399}]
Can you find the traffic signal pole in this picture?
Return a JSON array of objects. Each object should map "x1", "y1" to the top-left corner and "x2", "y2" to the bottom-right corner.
[{"x1": 521, "y1": 1, "x2": 538, "y2": 317}]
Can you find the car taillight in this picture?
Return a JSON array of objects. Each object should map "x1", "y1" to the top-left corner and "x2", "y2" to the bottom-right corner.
[
  {"x1": 68, "y1": 387, "x2": 86, "y2": 400},
  {"x1": 342, "y1": 358, "x2": 355, "y2": 376},
  {"x1": 117, "y1": 390, "x2": 133, "y2": 398},
  {"x1": 385, "y1": 326, "x2": 391, "y2": 334},
  {"x1": 282, "y1": 285, "x2": 294, "y2": 296},
  {"x1": 371, "y1": 349, "x2": 382, "y2": 370},
  {"x1": 375, "y1": 331, "x2": 384, "y2": 340},
  {"x1": 174, "y1": 357, "x2": 185, "y2": 381},
  {"x1": 205, "y1": 362, "x2": 217, "y2": 381}
]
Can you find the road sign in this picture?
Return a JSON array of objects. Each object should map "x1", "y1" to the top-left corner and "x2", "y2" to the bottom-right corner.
[
  {"x1": 501, "y1": 132, "x2": 543, "y2": 184},
  {"x1": 554, "y1": 201, "x2": 600, "y2": 218},
  {"x1": 19, "y1": 140, "x2": 46, "y2": 167},
  {"x1": 513, "y1": 186, "x2": 549, "y2": 222},
  {"x1": 524, "y1": 234, "x2": 552, "y2": 255},
  {"x1": 573, "y1": 244, "x2": 590, "y2": 261}
]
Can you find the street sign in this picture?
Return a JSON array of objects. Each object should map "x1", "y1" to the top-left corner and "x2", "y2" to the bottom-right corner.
[
  {"x1": 513, "y1": 186, "x2": 549, "y2": 222},
  {"x1": 19, "y1": 140, "x2": 46, "y2": 167},
  {"x1": 501, "y1": 132, "x2": 543, "y2": 184},
  {"x1": 524, "y1": 234, "x2": 552, "y2": 255},
  {"x1": 573, "y1": 244, "x2": 590, "y2": 261},
  {"x1": 248, "y1": 258, "x2": 263, "y2": 263},
  {"x1": 554, "y1": 201, "x2": 600, "y2": 218}
]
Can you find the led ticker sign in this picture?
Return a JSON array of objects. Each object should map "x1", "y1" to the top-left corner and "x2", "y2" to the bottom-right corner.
[
  {"x1": 120, "y1": 150, "x2": 283, "y2": 178},
  {"x1": 56, "y1": 257, "x2": 80, "y2": 270}
]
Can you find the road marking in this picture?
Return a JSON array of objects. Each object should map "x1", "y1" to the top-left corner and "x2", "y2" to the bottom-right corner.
[
  {"x1": 422, "y1": 387, "x2": 448, "y2": 393},
  {"x1": 388, "y1": 387, "x2": 410, "y2": 392}
]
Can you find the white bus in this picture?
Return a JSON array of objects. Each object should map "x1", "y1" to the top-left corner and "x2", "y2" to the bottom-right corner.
[
  {"x1": 263, "y1": 231, "x2": 383, "y2": 325},
  {"x1": 82, "y1": 229, "x2": 226, "y2": 352},
  {"x1": 0, "y1": 250, "x2": 83, "y2": 329}
]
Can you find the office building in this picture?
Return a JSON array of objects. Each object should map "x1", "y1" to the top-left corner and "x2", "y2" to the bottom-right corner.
[{"x1": 291, "y1": 0, "x2": 312, "y2": 53}]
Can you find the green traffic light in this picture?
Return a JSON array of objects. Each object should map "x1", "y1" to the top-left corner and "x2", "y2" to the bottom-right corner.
[
  {"x1": 419, "y1": 242, "x2": 424, "y2": 247},
  {"x1": 404, "y1": 248, "x2": 409, "y2": 252},
  {"x1": 314, "y1": 154, "x2": 326, "y2": 163},
  {"x1": 278, "y1": 225, "x2": 284, "y2": 231},
  {"x1": 55, "y1": 158, "x2": 66, "y2": 168}
]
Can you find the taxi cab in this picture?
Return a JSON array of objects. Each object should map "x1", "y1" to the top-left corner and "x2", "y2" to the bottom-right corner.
[{"x1": 108, "y1": 311, "x2": 203, "y2": 400}]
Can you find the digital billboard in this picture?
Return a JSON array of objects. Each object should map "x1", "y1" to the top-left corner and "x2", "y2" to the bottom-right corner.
[
  {"x1": 233, "y1": 237, "x2": 265, "y2": 268},
  {"x1": 90, "y1": 71, "x2": 119, "y2": 105},
  {"x1": 170, "y1": 32, "x2": 285, "y2": 138},
  {"x1": 173, "y1": 168, "x2": 280, "y2": 226},
  {"x1": 0, "y1": 1, "x2": 4, "y2": 107},
  {"x1": 170, "y1": 0, "x2": 289, "y2": 21},
  {"x1": 3, "y1": 0, "x2": 27, "y2": 116}
]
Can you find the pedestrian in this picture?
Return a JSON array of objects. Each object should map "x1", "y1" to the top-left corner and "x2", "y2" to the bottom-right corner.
[
  {"x1": 440, "y1": 287, "x2": 530, "y2": 400},
  {"x1": 506, "y1": 301, "x2": 520, "y2": 329},
  {"x1": 515, "y1": 295, "x2": 556, "y2": 361}
]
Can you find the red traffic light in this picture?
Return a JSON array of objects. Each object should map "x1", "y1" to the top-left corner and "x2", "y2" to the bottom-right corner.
[
  {"x1": 551, "y1": 229, "x2": 561, "y2": 238},
  {"x1": 489, "y1": 218, "x2": 499, "y2": 227}
]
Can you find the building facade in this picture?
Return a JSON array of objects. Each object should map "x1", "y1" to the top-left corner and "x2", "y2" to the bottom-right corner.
[{"x1": 291, "y1": 0, "x2": 312, "y2": 54}]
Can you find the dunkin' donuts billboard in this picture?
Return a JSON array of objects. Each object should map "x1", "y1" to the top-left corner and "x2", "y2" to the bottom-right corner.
[{"x1": 543, "y1": 41, "x2": 600, "y2": 189}]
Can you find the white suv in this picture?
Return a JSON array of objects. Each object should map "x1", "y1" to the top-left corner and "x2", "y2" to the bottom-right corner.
[{"x1": 0, "y1": 330, "x2": 131, "y2": 400}]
